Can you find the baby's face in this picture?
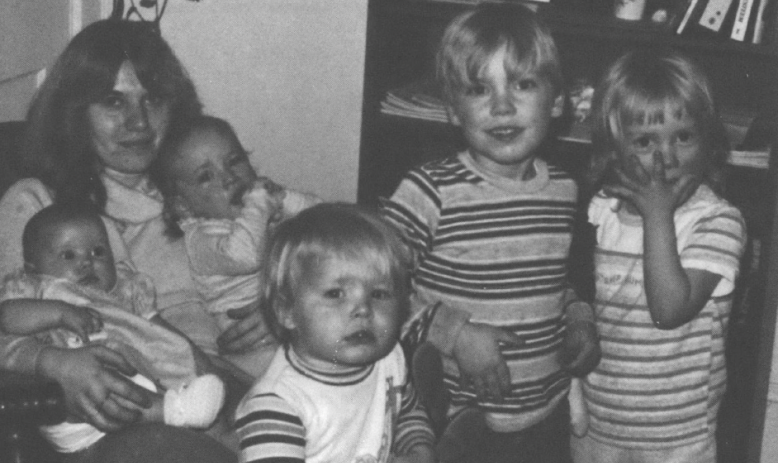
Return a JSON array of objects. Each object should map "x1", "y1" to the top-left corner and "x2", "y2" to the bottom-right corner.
[
  {"x1": 278, "y1": 255, "x2": 400, "y2": 370},
  {"x1": 31, "y1": 218, "x2": 117, "y2": 292},
  {"x1": 171, "y1": 127, "x2": 258, "y2": 220}
]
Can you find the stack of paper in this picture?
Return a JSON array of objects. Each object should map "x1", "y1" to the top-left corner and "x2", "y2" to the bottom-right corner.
[
  {"x1": 380, "y1": 81, "x2": 449, "y2": 123},
  {"x1": 728, "y1": 149, "x2": 770, "y2": 169}
]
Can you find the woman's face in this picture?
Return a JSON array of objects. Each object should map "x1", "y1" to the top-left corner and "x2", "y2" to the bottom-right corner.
[{"x1": 87, "y1": 61, "x2": 171, "y2": 174}]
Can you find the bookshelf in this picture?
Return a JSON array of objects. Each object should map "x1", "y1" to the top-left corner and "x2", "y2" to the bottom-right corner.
[{"x1": 357, "y1": 1, "x2": 778, "y2": 462}]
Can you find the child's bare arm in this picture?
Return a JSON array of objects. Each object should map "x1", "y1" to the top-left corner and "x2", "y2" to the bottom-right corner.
[
  {"x1": 606, "y1": 153, "x2": 721, "y2": 328},
  {"x1": 0, "y1": 298, "x2": 102, "y2": 342},
  {"x1": 643, "y1": 219, "x2": 721, "y2": 328}
]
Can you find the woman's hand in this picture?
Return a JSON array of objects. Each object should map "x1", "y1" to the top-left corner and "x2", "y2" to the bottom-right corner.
[
  {"x1": 36, "y1": 345, "x2": 153, "y2": 432},
  {"x1": 217, "y1": 303, "x2": 274, "y2": 355},
  {"x1": 452, "y1": 322, "x2": 524, "y2": 401}
]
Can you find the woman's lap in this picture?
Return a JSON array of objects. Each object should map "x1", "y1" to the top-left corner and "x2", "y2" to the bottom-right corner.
[{"x1": 63, "y1": 423, "x2": 236, "y2": 463}]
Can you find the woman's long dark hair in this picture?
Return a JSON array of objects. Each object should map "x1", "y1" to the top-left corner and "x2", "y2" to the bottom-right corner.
[{"x1": 21, "y1": 19, "x2": 202, "y2": 210}]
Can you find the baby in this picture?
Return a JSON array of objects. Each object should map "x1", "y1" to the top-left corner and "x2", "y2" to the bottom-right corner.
[
  {"x1": 0, "y1": 204, "x2": 226, "y2": 454},
  {"x1": 153, "y1": 115, "x2": 320, "y2": 377},
  {"x1": 235, "y1": 203, "x2": 435, "y2": 463}
]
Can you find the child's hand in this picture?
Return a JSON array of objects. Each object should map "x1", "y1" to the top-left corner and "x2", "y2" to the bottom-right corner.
[
  {"x1": 561, "y1": 320, "x2": 600, "y2": 377},
  {"x1": 453, "y1": 322, "x2": 524, "y2": 401},
  {"x1": 605, "y1": 152, "x2": 698, "y2": 220},
  {"x1": 390, "y1": 445, "x2": 435, "y2": 463},
  {"x1": 58, "y1": 303, "x2": 103, "y2": 343},
  {"x1": 251, "y1": 177, "x2": 285, "y2": 222}
]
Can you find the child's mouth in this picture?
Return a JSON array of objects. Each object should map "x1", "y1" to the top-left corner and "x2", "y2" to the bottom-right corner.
[
  {"x1": 487, "y1": 126, "x2": 523, "y2": 142},
  {"x1": 343, "y1": 330, "x2": 376, "y2": 344}
]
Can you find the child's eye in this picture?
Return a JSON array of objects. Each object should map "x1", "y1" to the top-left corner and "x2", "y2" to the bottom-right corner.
[
  {"x1": 92, "y1": 246, "x2": 108, "y2": 259},
  {"x1": 676, "y1": 131, "x2": 697, "y2": 145},
  {"x1": 324, "y1": 288, "x2": 344, "y2": 299},
  {"x1": 60, "y1": 250, "x2": 76, "y2": 261},
  {"x1": 631, "y1": 136, "x2": 653, "y2": 151},
  {"x1": 515, "y1": 78, "x2": 537, "y2": 91}
]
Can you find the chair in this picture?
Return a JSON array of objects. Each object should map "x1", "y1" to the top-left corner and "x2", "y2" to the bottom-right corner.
[
  {"x1": 0, "y1": 120, "x2": 67, "y2": 463},
  {"x1": 0, "y1": 372, "x2": 66, "y2": 463}
]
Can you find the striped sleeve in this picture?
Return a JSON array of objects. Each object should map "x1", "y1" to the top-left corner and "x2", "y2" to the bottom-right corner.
[
  {"x1": 379, "y1": 166, "x2": 441, "y2": 270},
  {"x1": 681, "y1": 206, "x2": 746, "y2": 289},
  {"x1": 235, "y1": 392, "x2": 306, "y2": 463},
  {"x1": 393, "y1": 378, "x2": 435, "y2": 455}
]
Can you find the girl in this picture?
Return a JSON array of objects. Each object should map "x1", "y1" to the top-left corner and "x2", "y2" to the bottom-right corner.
[
  {"x1": 235, "y1": 203, "x2": 435, "y2": 463},
  {"x1": 152, "y1": 115, "x2": 320, "y2": 378},
  {"x1": 571, "y1": 49, "x2": 747, "y2": 463}
]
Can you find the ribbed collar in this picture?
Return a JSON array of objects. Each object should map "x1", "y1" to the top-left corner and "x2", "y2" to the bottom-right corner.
[{"x1": 285, "y1": 346, "x2": 374, "y2": 386}]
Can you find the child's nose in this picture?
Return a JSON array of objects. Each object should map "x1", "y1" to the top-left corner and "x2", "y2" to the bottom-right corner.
[
  {"x1": 351, "y1": 298, "x2": 373, "y2": 319},
  {"x1": 77, "y1": 255, "x2": 94, "y2": 271},
  {"x1": 490, "y1": 90, "x2": 516, "y2": 116},
  {"x1": 656, "y1": 146, "x2": 679, "y2": 168}
]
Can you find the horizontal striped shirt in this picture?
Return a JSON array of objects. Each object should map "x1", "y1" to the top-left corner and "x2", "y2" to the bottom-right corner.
[
  {"x1": 584, "y1": 185, "x2": 746, "y2": 449},
  {"x1": 382, "y1": 152, "x2": 581, "y2": 432},
  {"x1": 234, "y1": 345, "x2": 433, "y2": 463}
]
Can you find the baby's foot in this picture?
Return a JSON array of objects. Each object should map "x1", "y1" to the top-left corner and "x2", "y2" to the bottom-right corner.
[{"x1": 164, "y1": 374, "x2": 226, "y2": 429}]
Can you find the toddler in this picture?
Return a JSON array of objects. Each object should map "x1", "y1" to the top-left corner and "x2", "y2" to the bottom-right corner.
[
  {"x1": 571, "y1": 49, "x2": 747, "y2": 463},
  {"x1": 380, "y1": 4, "x2": 600, "y2": 462},
  {"x1": 0, "y1": 204, "x2": 226, "y2": 454},
  {"x1": 235, "y1": 203, "x2": 435, "y2": 463},
  {"x1": 153, "y1": 115, "x2": 320, "y2": 377}
]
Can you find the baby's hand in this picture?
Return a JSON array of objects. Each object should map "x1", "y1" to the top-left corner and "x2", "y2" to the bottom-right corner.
[
  {"x1": 605, "y1": 152, "x2": 697, "y2": 220},
  {"x1": 453, "y1": 322, "x2": 524, "y2": 401},
  {"x1": 251, "y1": 177, "x2": 285, "y2": 222},
  {"x1": 390, "y1": 445, "x2": 435, "y2": 463},
  {"x1": 58, "y1": 303, "x2": 103, "y2": 343}
]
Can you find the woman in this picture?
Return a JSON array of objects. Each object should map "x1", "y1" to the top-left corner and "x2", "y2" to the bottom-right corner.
[{"x1": 0, "y1": 19, "x2": 266, "y2": 462}]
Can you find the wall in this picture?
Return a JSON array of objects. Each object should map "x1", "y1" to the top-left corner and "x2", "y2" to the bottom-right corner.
[
  {"x1": 160, "y1": 0, "x2": 367, "y2": 202},
  {"x1": 0, "y1": 0, "x2": 104, "y2": 122}
]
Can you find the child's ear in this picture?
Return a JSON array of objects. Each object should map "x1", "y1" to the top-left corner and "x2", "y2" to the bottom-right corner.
[
  {"x1": 274, "y1": 297, "x2": 297, "y2": 331},
  {"x1": 446, "y1": 106, "x2": 462, "y2": 127},
  {"x1": 551, "y1": 94, "x2": 565, "y2": 118}
]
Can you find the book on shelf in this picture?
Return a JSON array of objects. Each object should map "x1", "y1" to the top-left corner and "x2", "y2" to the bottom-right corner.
[
  {"x1": 380, "y1": 79, "x2": 448, "y2": 123},
  {"x1": 752, "y1": 0, "x2": 770, "y2": 42},
  {"x1": 731, "y1": 0, "x2": 756, "y2": 40},
  {"x1": 698, "y1": 0, "x2": 735, "y2": 31}
]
